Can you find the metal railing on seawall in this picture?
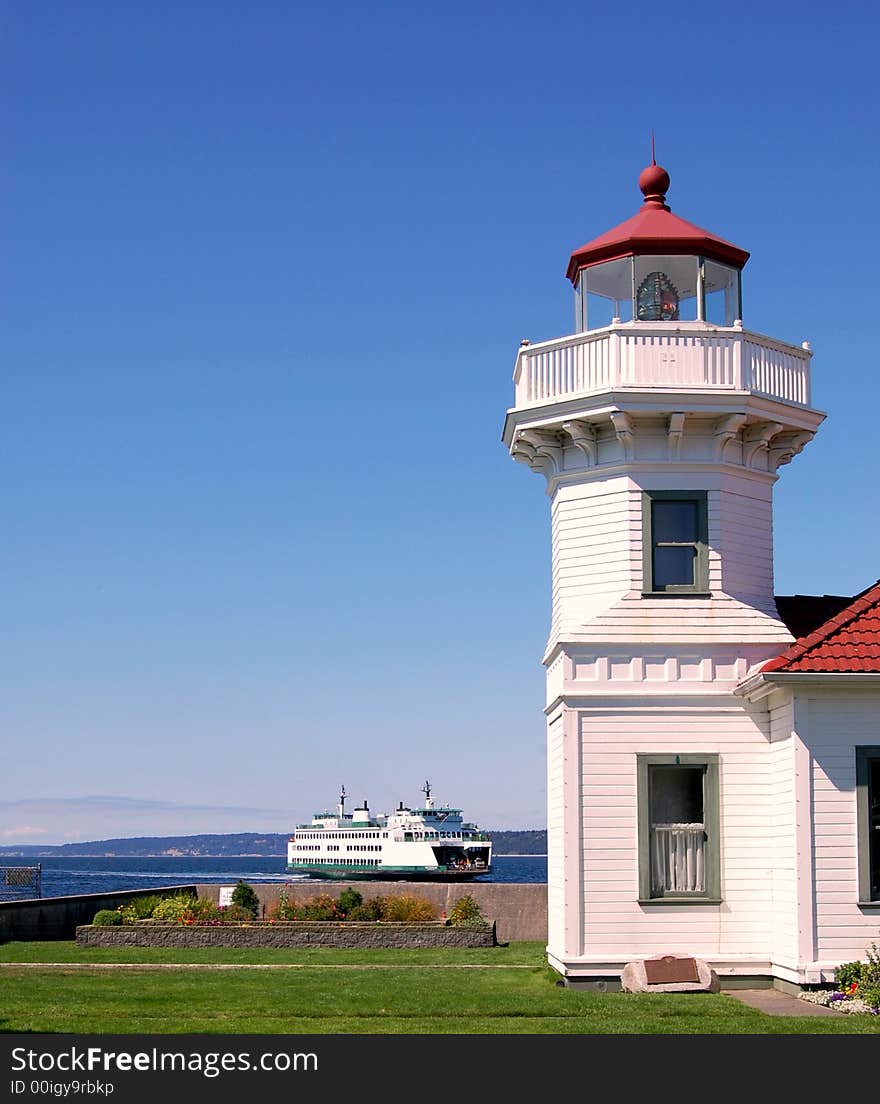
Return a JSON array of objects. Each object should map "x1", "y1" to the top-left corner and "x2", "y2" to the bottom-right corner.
[{"x1": 0, "y1": 864, "x2": 41, "y2": 901}]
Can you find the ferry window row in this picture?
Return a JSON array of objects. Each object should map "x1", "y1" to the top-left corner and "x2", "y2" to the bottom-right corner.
[
  {"x1": 402, "y1": 831, "x2": 465, "y2": 840},
  {"x1": 346, "y1": 844, "x2": 380, "y2": 851},
  {"x1": 291, "y1": 859, "x2": 379, "y2": 868},
  {"x1": 301, "y1": 832, "x2": 389, "y2": 839}
]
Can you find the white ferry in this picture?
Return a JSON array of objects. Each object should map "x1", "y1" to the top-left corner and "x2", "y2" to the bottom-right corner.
[{"x1": 287, "y1": 783, "x2": 492, "y2": 880}]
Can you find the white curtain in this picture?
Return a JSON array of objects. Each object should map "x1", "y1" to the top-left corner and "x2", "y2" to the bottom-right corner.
[{"x1": 652, "y1": 823, "x2": 705, "y2": 893}]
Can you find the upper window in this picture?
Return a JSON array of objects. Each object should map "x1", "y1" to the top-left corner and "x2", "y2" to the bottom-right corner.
[
  {"x1": 857, "y1": 747, "x2": 880, "y2": 904},
  {"x1": 637, "y1": 754, "x2": 721, "y2": 903},
  {"x1": 642, "y1": 490, "x2": 709, "y2": 595}
]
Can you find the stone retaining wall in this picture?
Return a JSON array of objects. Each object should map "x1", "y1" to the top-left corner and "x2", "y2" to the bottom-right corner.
[{"x1": 76, "y1": 921, "x2": 497, "y2": 949}]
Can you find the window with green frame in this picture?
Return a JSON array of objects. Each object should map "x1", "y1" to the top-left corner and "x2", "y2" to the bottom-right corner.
[
  {"x1": 856, "y1": 747, "x2": 880, "y2": 904},
  {"x1": 637, "y1": 754, "x2": 721, "y2": 903},
  {"x1": 642, "y1": 490, "x2": 709, "y2": 595}
]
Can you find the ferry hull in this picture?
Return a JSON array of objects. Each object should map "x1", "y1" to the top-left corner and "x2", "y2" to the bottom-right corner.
[{"x1": 288, "y1": 865, "x2": 492, "y2": 882}]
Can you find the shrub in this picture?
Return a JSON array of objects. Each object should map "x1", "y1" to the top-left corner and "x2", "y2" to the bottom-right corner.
[
  {"x1": 865, "y1": 942, "x2": 880, "y2": 985},
  {"x1": 380, "y1": 893, "x2": 437, "y2": 922},
  {"x1": 184, "y1": 896, "x2": 225, "y2": 922},
  {"x1": 150, "y1": 893, "x2": 198, "y2": 922},
  {"x1": 216, "y1": 903, "x2": 255, "y2": 922},
  {"x1": 831, "y1": 943, "x2": 880, "y2": 1010},
  {"x1": 447, "y1": 894, "x2": 488, "y2": 929},
  {"x1": 348, "y1": 896, "x2": 386, "y2": 921},
  {"x1": 268, "y1": 891, "x2": 299, "y2": 921},
  {"x1": 231, "y1": 881, "x2": 260, "y2": 919},
  {"x1": 859, "y1": 984, "x2": 880, "y2": 1010},
  {"x1": 336, "y1": 887, "x2": 363, "y2": 917},
  {"x1": 92, "y1": 909, "x2": 123, "y2": 926},
  {"x1": 294, "y1": 893, "x2": 339, "y2": 921},
  {"x1": 835, "y1": 960, "x2": 866, "y2": 991},
  {"x1": 117, "y1": 895, "x2": 165, "y2": 923}
]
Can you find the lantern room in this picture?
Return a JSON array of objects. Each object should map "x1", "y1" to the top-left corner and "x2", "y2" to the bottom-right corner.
[{"x1": 566, "y1": 162, "x2": 749, "y2": 333}]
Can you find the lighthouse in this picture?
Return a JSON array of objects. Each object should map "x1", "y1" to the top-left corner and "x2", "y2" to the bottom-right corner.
[{"x1": 501, "y1": 160, "x2": 848, "y2": 989}]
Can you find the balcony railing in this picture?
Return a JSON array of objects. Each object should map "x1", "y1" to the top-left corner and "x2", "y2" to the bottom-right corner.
[{"x1": 513, "y1": 323, "x2": 812, "y2": 409}]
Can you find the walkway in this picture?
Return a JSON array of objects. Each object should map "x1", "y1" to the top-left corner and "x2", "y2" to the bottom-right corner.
[{"x1": 726, "y1": 989, "x2": 838, "y2": 1016}]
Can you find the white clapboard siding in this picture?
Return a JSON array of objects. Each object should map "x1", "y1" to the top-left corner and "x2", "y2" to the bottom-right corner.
[
  {"x1": 716, "y1": 487, "x2": 777, "y2": 604},
  {"x1": 549, "y1": 479, "x2": 636, "y2": 640},
  {"x1": 806, "y1": 696, "x2": 879, "y2": 961},
  {"x1": 547, "y1": 476, "x2": 789, "y2": 647},
  {"x1": 768, "y1": 696, "x2": 798, "y2": 965},
  {"x1": 546, "y1": 713, "x2": 566, "y2": 952},
  {"x1": 577, "y1": 705, "x2": 773, "y2": 958}
]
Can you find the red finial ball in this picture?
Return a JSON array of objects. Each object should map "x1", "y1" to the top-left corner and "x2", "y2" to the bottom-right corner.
[{"x1": 638, "y1": 162, "x2": 670, "y2": 205}]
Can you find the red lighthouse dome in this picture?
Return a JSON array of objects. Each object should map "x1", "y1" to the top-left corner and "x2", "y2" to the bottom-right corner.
[{"x1": 567, "y1": 163, "x2": 749, "y2": 331}]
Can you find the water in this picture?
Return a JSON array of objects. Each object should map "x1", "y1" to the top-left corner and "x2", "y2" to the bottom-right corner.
[{"x1": 13, "y1": 854, "x2": 547, "y2": 900}]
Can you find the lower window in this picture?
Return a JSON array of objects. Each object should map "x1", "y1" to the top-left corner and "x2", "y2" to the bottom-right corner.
[
  {"x1": 857, "y1": 747, "x2": 880, "y2": 903},
  {"x1": 637, "y1": 754, "x2": 720, "y2": 902}
]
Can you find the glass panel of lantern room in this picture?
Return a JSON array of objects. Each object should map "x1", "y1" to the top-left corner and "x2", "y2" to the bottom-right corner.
[
  {"x1": 702, "y1": 259, "x2": 741, "y2": 325},
  {"x1": 634, "y1": 256, "x2": 699, "y2": 322},
  {"x1": 575, "y1": 271, "x2": 586, "y2": 332},
  {"x1": 580, "y1": 257, "x2": 634, "y2": 330}
]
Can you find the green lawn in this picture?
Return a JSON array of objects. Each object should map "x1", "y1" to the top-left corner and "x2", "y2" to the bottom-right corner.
[
  {"x1": 1, "y1": 942, "x2": 878, "y2": 1034},
  {"x1": 0, "y1": 939, "x2": 542, "y2": 967}
]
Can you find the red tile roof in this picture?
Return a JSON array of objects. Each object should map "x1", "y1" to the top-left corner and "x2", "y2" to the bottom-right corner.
[{"x1": 763, "y1": 579, "x2": 880, "y2": 673}]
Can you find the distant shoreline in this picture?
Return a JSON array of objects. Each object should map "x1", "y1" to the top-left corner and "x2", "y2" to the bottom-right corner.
[{"x1": 0, "y1": 829, "x2": 547, "y2": 860}]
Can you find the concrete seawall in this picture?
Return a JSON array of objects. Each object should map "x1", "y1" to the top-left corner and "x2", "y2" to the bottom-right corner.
[
  {"x1": 198, "y1": 881, "x2": 547, "y2": 945},
  {"x1": 0, "y1": 885, "x2": 197, "y2": 942},
  {"x1": 0, "y1": 882, "x2": 548, "y2": 944}
]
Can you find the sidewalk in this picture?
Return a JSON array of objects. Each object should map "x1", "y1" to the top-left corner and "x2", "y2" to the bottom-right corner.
[{"x1": 726, "y1": 989, "x2": 839, "y2": 1016}]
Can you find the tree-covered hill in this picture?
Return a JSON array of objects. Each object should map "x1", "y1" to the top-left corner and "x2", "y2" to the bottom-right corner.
[{"x1": 0, "y1": 829, "x2": 546, "y2": 858}]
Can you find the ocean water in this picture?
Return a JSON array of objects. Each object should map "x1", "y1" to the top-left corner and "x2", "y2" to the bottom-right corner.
[{"x1": 11, "y1": 854, "x2": 547, "y2": 900}]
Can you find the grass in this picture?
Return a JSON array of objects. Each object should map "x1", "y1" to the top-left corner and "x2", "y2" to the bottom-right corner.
[
  {"x1": 2, "y1": 941, "x2": 879, "y2": 1034},
  {"x1": 0, "y1": 939, "x2": 541, "y2": 967}
]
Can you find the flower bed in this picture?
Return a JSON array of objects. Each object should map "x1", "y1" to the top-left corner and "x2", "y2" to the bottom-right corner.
[
  {"x1": 79, "y1": 886, "x2": 497, "y2": 948},
  {"x1": 798, "y1": 990, "x2": 880, "y2": 1015},
  {"x1": 797, "y1": 943, "x2": 880, "y2": 1015},
  {"x1": 76, "y1": 920, "x2": 497, "y2": 949}
]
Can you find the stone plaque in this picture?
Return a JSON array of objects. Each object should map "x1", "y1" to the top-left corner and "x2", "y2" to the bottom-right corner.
[{"x1": 644, "y1": 955, "x2": 700, "y2": 985}]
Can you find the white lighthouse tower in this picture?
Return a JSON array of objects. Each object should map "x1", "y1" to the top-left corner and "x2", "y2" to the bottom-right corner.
[{"x1": 503, "y1": 161, "x2": 827, "y2": 987}]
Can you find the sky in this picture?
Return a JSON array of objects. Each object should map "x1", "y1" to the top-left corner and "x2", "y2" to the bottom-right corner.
[{"x1": 2, "y1": 2, "x2": 879, "y2": 845}]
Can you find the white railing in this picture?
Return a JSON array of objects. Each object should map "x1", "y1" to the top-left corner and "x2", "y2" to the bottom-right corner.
[{"x1": 513, "y1": 323, "x2": 812, "y2": 408}]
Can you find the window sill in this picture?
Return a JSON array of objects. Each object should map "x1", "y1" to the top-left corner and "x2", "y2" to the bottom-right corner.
[
  {"x1": 641, "y1": 592, "x2": 713, "y2": 599},
  {"x1": 638, "y1": 897, "x2": 723, "y2": 906},
  {"x1": 857, "y1": 900, "x2": 880, "y2": 909}
]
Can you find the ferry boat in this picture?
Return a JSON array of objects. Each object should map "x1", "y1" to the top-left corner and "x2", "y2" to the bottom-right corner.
[{"x1": 287, "y1": 783, "x2": 492, "y2": 880}]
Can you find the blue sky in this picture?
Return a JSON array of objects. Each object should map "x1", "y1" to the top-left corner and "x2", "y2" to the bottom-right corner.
[{"x1": 2, "y1": 2, "x2": 878, "y2": 844}]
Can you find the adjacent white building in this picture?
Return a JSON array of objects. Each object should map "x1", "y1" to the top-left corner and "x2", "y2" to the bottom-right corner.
[{"x1": 503, "y1": 160, "x2": 880, "y2": 989}]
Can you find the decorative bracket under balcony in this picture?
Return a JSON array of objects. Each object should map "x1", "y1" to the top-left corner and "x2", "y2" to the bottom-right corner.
[{"x1": 508, "y1": 406, "x2": 820, "y2": 483}]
